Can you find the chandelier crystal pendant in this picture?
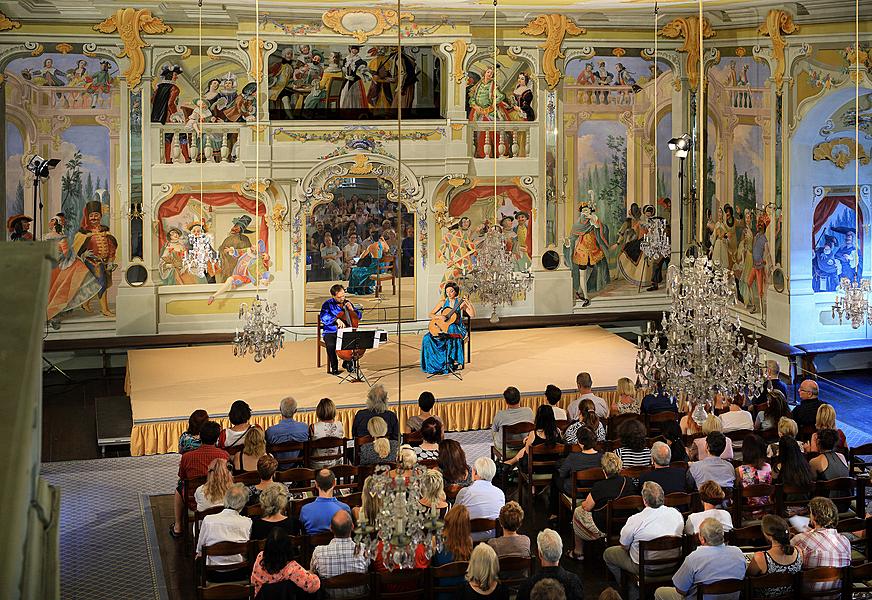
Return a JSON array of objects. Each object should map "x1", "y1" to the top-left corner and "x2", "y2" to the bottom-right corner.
[
  {"x1": 353, "y1": 465, "x2": 444, "y2": 570},
  {"x1": 635, "y1": 257, "x2": 765, "y2": 410},
  {"x1": 183, "y1": 230, "x2": 218, "y2": 279},
  {"x1": 460, "y1": 226, "x2": 534, "y2": 323},
  {"x1": 232, "y1": 296, "x2": 284, "y2": 363},
  {"x1": 640, "y1": 217, "x2": 670, "y2": 261},
  {"x1": 832, "y1": 277, "x2": 872, "y2": 329}
]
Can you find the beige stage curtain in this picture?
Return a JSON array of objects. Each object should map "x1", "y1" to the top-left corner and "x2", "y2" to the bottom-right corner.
[{"x1": 130, "y1": 389, "x2": 630, "y2": 456}]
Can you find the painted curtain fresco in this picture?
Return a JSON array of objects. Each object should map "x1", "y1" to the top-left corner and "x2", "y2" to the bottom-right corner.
[{"x1": 5, "y1": 52, "x2": 120, "y2": 322}]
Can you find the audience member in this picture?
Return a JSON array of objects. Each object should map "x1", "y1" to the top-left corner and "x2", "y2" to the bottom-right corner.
[
  {"x1": 641, "y1": 383, "x2": 677, "y2": 416},
  {"x1": 246, "y1": 454, "x2": 279, "y2": 505},
  {"x1": 405, "y1": 391, "x2": 443, "y2": 432},
  {"x1": 504, "y1": 404, "x2": 563, "y2": 470},
  {"x1": 736, "y1": 433, "x2": 773, "y2": 512},
  {"x1": 359, "y1": 417, "x2": 399, "y2": 465},
  {"x1": 614, "y1": 419, "x2": 651, "y2": 468},
  {"x1": 172, "y1": 420, "x2": 229, "y2": 537},
  {"x1": 251, "y1": 527, "x2": 320, "y2": 598},
  {"x1": 518, "y1": 529, "x2": 583, "y2": 600},
  {"x1": 415, "y1": 417, "x2": 443, "y2": 460},
  {"x1": 604, "y1": 481, "x2": 684, "y2": 594},
  {"x1": 530, "y1": 579, "x2": 566, "y2": 600},
  {"x1": 791, "y1": 497, "x2": 850, "y2": 576},
  {"x1": 433, "y1": 504, "x2": 473, "y2": 589},
  {"x1": 310, "y1": 510, "x2": 370, "y2": 597},
  {"x1": 808, "y1": 404, "x2": 847, "y2": 451},
  {"x1": 232, "y1": 426, "x2": 267, "y2": 473},
  {"x1": 679, "y1": 399, "x2": 703, "y2": 437},
  {"x1": 755, "y1": 390, "x2": 790, "y2": 432},
  {"x1": 764, "y1": 359, "x2": 790, "y2": 401},
  {"x1": 598, "y1": 589, "x2": 622, "y2": 600},
  {"x1": 218, "y1": 400, "x2": 259, "y2": 450},
  {"x1": 545, "y1": 384, "x2": 568, "y2": 421},
  {"x1": 265, "y1": 396, "x2": 308, "y2": 467},
  {"x1": 767, "y1": 417, "x2": 802, "y2": 458},
  {"x1": 792, "y1": 380, "x2": 825, "y2": 430},
  {"x1": 492, "y1": 386, "x2": 534, "y2": 450},
  {"x1": 195, "y1": 457, "x2": 233, "y2": 511},
  {"x1": 571, "y1": 452, "x2": 636, "y2": 559},
  {"x1": 550, "y1": 426, "x2": 602, "y2": 518},
  {"x1": 391, "y1": 445, "x2": 418, "y2": 479},
  {"x1": 456, "y1": 457, "x2": 505, "y2": 541},
  {"x1": 300, "y1": 469, "x2": 351, "y2": 534},
  {"x1": 568, "y1": 372, "x2": 608, "y2": 420},
  {"x1": 610, "y1": 377, "x2": 641, "y2": 415},
  {"x1": 353, "y1": 475, "x2": 381, "y2": 525},
  {"x1": 352, "y1": 383, "x2": 399, "y2": 439},
  {"x1": 639, "y1": 442, "x2": 690, "y2": 494},
  {"x1": 251, "y1": 483, "x2": 300, "y2": 540},
  {"x1": 419, "y1": 469, "x2": 449, "y2": 518},
  {"x1": 745, "y1": 514, "x2": 803, "y2": 596},
  {"x1": 196, "y1": 484, "x2": 252, "y2": 580},
  {"x1": 691, "y1": 415, "x2": 734, "y2": 460},
  {"x1": 434, "y1": 442, "x2": 468, "y2": 490},
  {"x1": 564, "y1": 398, "x2": 605, "y2": 444},
  {"x1": 720, "y1": 398, "x2": 754, "y2": 433},
  {"x1": 808, "y1": 429, "x2": 849, "y2": 481},
  {"x1": 179, "y1": 409, "x2": 209, "y2": 453},
  {"x1": 488, "y1": 501, "x2": 531, "y2": 558},
  {"x1": 688, "y1": 432, "x2": 736, "y2": 490},
  {"x1": 660, "y1": 420, "x2": 689, "y2": 464},
  {"x1": 310, "y1": 397, "x2": 344, "y2": 468},
  {"x1": 462, "y1": 544, "x2": 509, "y2": 599},
  {"x1": 772, "y1": 436, "x2": 814, "y2": 516},
  {"x1": 685, "y1": 481, "x2": 733, "y2": 534},
  {"x1": 654, "y1": 518, "x2": 746, "y2": 600}
]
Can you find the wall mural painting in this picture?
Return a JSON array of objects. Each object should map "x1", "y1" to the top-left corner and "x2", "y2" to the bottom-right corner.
[
  {"x1": 268, "y1": 43, "x2": 441, "y2": 121},
  {"x1": 812, "y1": 197, "x2": 863, "y2": 293},
  {"x1": 155, "y1": 192, "x2": 272, "y2": 306},
  {"x1": 5, "y1": 52, "x2": 120, "y2": 325}
]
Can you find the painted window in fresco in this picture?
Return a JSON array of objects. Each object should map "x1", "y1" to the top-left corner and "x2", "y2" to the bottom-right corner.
[{"x1": 267, "y1": 44, "x2": 441, "y2": 121}]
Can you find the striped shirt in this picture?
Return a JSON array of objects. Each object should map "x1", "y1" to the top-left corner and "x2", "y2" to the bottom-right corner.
[{"x1": 615, "y1": 447, "x2": 652, "y2": 468}]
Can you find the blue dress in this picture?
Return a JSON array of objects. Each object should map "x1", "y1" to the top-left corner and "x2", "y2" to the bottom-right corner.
[
  {"x1": 421, "y1": 298, "x2": 467, "y2": 374},
  {"x1": 347, "y1": 241, "x2": 383, "y2": 295}
]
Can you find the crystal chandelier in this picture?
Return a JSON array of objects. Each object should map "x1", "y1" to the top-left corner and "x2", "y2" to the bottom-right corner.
[
  {"x1": 640, "y1": 217, "x2": 670, "y2": 261},
  {"x1": 460, "y1": 226, "x2": 534, "y2": 323},
  {"x1": 832, "y1": 277, "x2": 872, "y2": 329},
  {"x1": 232, "y1": 296, "x2": 284, "y2": 362},
  {"x1": 183, "y1": 230, "x2": 218, "y2": 279},
  {"x1": 353, "y1": 465, "x2": 444, "y2": 570},
  {"x1": 636, "y1": 257, "x2": 765, "y2": 409}
]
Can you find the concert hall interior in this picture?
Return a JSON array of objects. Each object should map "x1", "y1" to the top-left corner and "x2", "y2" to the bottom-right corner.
[{"x1": 2, "y1": 0, "x2": 872, "y2": 599}]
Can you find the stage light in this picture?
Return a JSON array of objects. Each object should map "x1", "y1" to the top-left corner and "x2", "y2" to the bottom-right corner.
[
  {"x1": 667, "y1": 134, "x2": 692, "y2": 158},
  {"x1": 26, "y1": 155, "x2": 61, "y2": 178}
]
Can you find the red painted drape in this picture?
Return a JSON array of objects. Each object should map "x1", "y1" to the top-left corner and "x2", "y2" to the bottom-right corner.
[
  {"x1": 157, "y1": 192, "x2": 269, "y2": 250},
  {"x1": 812, "y1": 194, "x2": 864, "y2": 253},
  {"x1": 449, "y1": 185, "x2": 534, "y2": 257}
]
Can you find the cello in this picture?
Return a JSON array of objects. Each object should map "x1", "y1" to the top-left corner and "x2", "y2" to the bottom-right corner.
[
  {"x1": 335, "y1": 300, "x2": 366, "y2": 361},
  {"x1": 428, "y1": 298, "x2": 466, "y2": 337}
]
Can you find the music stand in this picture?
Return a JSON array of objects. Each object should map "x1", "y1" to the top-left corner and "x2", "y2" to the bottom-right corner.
[{"x1": 337, "y1": 329, "x2": 377, "y2": 385}]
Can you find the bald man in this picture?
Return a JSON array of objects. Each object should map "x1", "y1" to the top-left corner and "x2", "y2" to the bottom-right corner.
[
  {"x1": 792, "y1": 379, "x2": 827, "y2": 432},
  {"x1": 311, "y1": 508, "x2": 369, "y2": 586}
]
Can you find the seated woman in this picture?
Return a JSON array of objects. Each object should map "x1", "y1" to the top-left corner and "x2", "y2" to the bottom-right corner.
[
  {"x1": 809, "y1": 428, "x2": 849, "y2": 481},
  {"x1": 736, "y1": 433, "x2": 773, "y2": 513},
  {"x1": 433, "y1": 505, "x2": 473, "y2": 591},
  {"x1": 503, "y1": 403, "x2": 563, "y2": 471},
  {"x1": 419, "y1": 469, "x2": 450, "y2": 519},
  {"x1": 767, "y1": 417, "x2": 804, "y2": 458},
  {"x1": 720, "y1": 396, "x2": 754, "y2": 433},
  {"x1": 390, "y1": 445, "x2": 418, "y2": 479},
  {"x1": 438, "y1": 439, "x2": 473, "y2": 489},
  {"x1": 661, "y1": 420, "x2": 690, "y2": 464},
  {"x1": 461, "y1": 544, "x2": 509, "y2": 600},
  {"x1": 310, "y1": 397, "x2": 344, "y2": 469},
  {"x1": 685, "y1": 481, "x2": 733, "y2": 534},
  {"x1": 808, "y1": 404, "x2": 848, "y2": 452},
  {"x1": 610, "y1": 377, "x2": 641, "y2": 415},
  {"x1": 487, "y1": 501, "x2": 530, "y2": 558},
  {"x1": 347, "y1": 230, "x2": 389, "y2": 295},
  {"x1": 195, "y1": 457, "x2": 233, "y2": 512},
  {"x1": 405, "y1": 391, "x2": 443, "y2": 433},
  {"x1": 232, "y1": 426, "x2": 267, "y2": 473},
  {"x1": 755, "y1": 390, "x2": 790, "y2": 432},
  {"x1": 745, "y1": 514, "x2": 803, "y2": 597},
  {"x1": 250, "y1": 527, "x2": 320, "y2": 598},
  {"x1": 250, "y1": 483, "x2": 301, "y2": 540},
  {"x1": 691, "y1": 414, "x2": 734, "y2": 460},
  {"x1": 421, "y1": 281, "x2": 476, "y2": 375},
  {"x1": 679, "y1": 398, "x2": 703, "y2": 437},
  {"x1": 247, "y1": 454, "x2": 279, "y2": 505},
  {"x1": 179, "y1": 409, "x2": 209, "y2": 454},
  {"x1": 772, "y1": 436, "x2": 814, "y2": 516},
  {"x1": 218, "y1": 399, "x2": 261, "y2": 451},
  {"x1": 415, "y1": 417, "x2": 443, "y2": 461},
  {"x1": 614, "y1": 418, "x2": 651, "y2": 468},
  {"x1": 352, "y1": 383, "x2": 399, "y2": 439},
  {"x1": 565, "y1": 398, "x2": 606, "y2": 444},
  {"x1": 359, "y1": 417, "x2": 399, "y2": 465},
  {"x1": 352, "y1": 475, "x2": 380, "y2": 525}
]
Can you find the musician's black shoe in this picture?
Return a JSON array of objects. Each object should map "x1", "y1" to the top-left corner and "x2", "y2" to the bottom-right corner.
[
  {"x1": 646, "y1": 284, "x2": 659, "y2": 291},
  {"x1": 329, "y1": 369, "x2": 341, "y2": 375},
  {"x1": 342, "y1": 360, "x2": 353, "y2": 372}
]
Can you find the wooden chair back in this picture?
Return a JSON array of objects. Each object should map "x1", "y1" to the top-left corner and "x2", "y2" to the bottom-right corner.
[
  {"x1": 198, "y1": 540, "x2": 252, "y2": 587},
  {"x1": 606, "y1": 495, "x2": 645, "y2": 544},
  {"x1": 607, "y1": 413, "x2": 645, "y2": 441},
  {"x1": 815, "y1": 477, "x2": 859, "y2": 516},
  {"x1": 734, "y1": 482, "x2": 779, "y2": 527},
  {"x1": 698, "y1": 579, "x2": 744, "y2": 598},
  {"x1": 497, "y1": 555, "x2": 532, "y2": 594},
  {"x1": 306, "y1": 436, "x2": 346, "y2": 468},
  {"x1": 798, "y1": 566, "x2": 845, "y2": 599},
  {"x1": 470, "y1": 518, "x2": 500, "y2": 539},
  {"x1": 848, "y1": 562, "x2": 872, "y2": 598},
  {"x1": 519, "y1": 443, "x2": 565, "y2": 507},
  {"x1": 746, "y1": 572, "x2": 796, "y2": 600},
  {"x1": 274, "y1": 467, "x2": 316, "y2": 490},
  {"x1": 620, "y1": 465, "x2": 652, "y2": 480},
  {"x1": 197, "y1": 583, "x2": 252, "y2": 600},
  {"x1": 646, "y1": 411, "x2": 678, "y2": 435},
  {"x1": 266, "y1": 441, "x2": 306, "y2": 470},
  {"x1": 727, "y1": 524, "x2": 769, "y2": 552},
  {"x1": 330, "y1": 464, "x2": 359, "y2": 491},
  {"x1": 320, "y1": 572, "x2": 371, "y2": 600},
  {"x1": 444, "y1": 483, "x2": 463, "y2": 503},
  {"x1": 232, "y1": 471, "x2": 260, "y2": 485},
  {"x1": 193, "y1": 505, "x2": 224, "y2": 545},
  {"x1": 402, "y1": 430, "x2": 423, "y2": 447},
  {"x1": 429, "y1": 561, "x2": 470, "y2": 599},
  {"x1": 555, "y1": 419, "x2": 569, "y2": 433},
  {"x1": 375, "y1": 568, "x2": 427, "y2": 599},
  {"x1": 636, "y1": 535, "x2": 684, "y2": 598},
  {"x1": 664, "y1": 491, "x2": 696, "y2": 519}
]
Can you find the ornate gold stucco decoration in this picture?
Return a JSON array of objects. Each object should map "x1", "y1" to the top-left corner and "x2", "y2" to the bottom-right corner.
[
  {"x1": 659, "y1": 16, "x2": 715, "y2": 91},
  {"x1": 451, "y1": 40, "x2": 468, "y2": 84},
  {"x1": 55, "y1": 43, "x2": 73, "y2": 54},
  {"x1": 520, "y1": 14, "x2": 585, "y2": 89},
  {"x1": 349, "y1": 154, "x2": 374, "y2": 175},
  {"x1": 0, "y1": 11, "x2": 21, "y2": 31},
  {"x1": 93, "y1": 8, "x2": 173, "y2": 90},
  {"x1": 813, "y1": 138, "x2": 869, "y2": 169},
  {"x1": 245, "y1": 38, "x2": 265, "y2": 80},
  {"x1": 321, "y1": 8, "x2": 413, "y2": 44},
  {"x1": 757, "y1": 10, "x2": 798, "y2": 95},
  {"x1": 29, "y1": 43, "x2": 44, "y2": 57}
]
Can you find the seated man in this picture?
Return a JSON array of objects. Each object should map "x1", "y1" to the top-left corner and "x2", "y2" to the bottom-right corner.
[
  {"x1": 300, "y1": 469, "x2": 351, "y2": 534},
  {"x1": 791, "y1": 496, "x2": 850, "y2": 583},
  {"x1": 640, "y1": 442, "x2": 692, "y2": 494},
  {"x1": 641, "y1": 382, "x2": 677, "y2": 415},
  {"x1": 654, "y1": 518, "x2": 746, "y2": 600},
  {"x1": 604, "y1": 481, "x2": 684, "y2": 598},
  {"x1": 311, "y1": 511, "x2": 370, "y2": 598},
  {"x1": 567, "y1": 372, "x2": 608, "y2": 420},
  {"x1": 196, "y1": 484, "x2": 252, "y2": 581},
  {"x1": 265, "y1": 396, "x2": 309, "y2": 468},
  {"x1": 517, "y1": 529, "x2": 583, "y2": 600},
  {"x1": 172, "y1": 420, "x2": 229, "y2": 537},
  {"x1": 455, "y1": 457, "x2": 505, "y2": 541},
  {"x1": 492, "y1": 386, "x2": 534, "y2": 452},
  {"x1": 688, "y1": 432, "x2": 736, "y2": 491}
]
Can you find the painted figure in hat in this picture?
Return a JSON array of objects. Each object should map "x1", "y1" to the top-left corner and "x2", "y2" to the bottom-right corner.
[
  {"x1": 565, "y1": 190, "x2": 610, "y2": 307},
  {"x1": 73, "y1": 200, "x2": 118, "y2": 316},
  {"x1": 468, "y1": 66, "x2": 510, "y2": 157},
  {"x1": 45, "y1": 212, "x2": 101, "y2": 322},
  {"x1": 812, "y1": 233, "x2": 842, "y2": 292},
  {"x1": 208, "y1": 238, "x2": 272, "y2": 304},
  {"x1": 834, "y1": 228, "x2": 861, "y2": 283},
  {"x1": 87, "y1": 60, "x2": 115, "y2": 107},
  {"x1": 7, "y1": 214, "x2": 33, "y2": 241},
  {"x1": 746, "y1": 211, "x2": 772, "y2": 315},
  {"x1": 66, "y1": 59, "x2": 90, "y2": 87},
  {"x1": 159, "y1": 227, "x2": 197, "y2": 285},
  {"x1": 151, "y1": 64, "x2": 184, "y2": 124},
  {"x1": 339, "y1": 46, "x2": 370, "y2": 110},
  {"x1": 216, "y1": 215, "x2": 254, "y2": 283}
]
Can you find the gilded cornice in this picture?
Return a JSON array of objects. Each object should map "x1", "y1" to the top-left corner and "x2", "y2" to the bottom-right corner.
[
  {"x1": 756, "y1": 10, "x2": 799, "y2": 96},
  {"x1": 0, "y1": 11, "x2": 21, "y2": 31},
  {"x1": 520, "y1": 14, "x2": 585, "y2": 89},
  {"x1": 658, "y1": 15, "x2": 715, "y2": 91},
  {"x1": 93, "y1": 8, "x2": 173, "y2": 90}
]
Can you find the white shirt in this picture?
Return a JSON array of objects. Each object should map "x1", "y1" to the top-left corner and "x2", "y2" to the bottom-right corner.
[
  {"x1": 550, "y1": 406, "x2": 568, "y2": 421},
  {"x1": 194, "y1": 485, "x2": 224, "y2": 513},
  {"x1": 720, "y1": 410, "x2": 754, "y2": 433},
  {"x1": 619, "y1": 505, "x2": 685, "y2": 563},
  {"x1": 456, "y1": 479, "x2": 505, "y2": 541},
  {"x1": 685, "y1": 509, "x2": 734, "y2": 535},
  {"x1": 568, "y1": 392, "x2": 609, "y2": 421},
  {"x1": 196, "y1": 508, "x2": 252, "y2": 565}
]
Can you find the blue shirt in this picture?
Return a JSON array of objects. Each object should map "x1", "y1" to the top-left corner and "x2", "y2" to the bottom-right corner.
[
  {"x1": 672, "y1": 544, "x2": 746, "y2": 599},
  {"x1": 266, "y1": 419, "x2": 309, "y2": 466},
  {"x1": 300, "y1": 496, "x2": 351, "y2": 534},
  {"x1": 641, "y1": 390, "x2": 677, "y2": 415},
  {"x1": 319, "y1": 298, "x2": 362, "y2": 336}
]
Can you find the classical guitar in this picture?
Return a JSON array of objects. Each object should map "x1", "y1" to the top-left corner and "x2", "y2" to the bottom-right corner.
[{"x1": 428, "y1": 299, "x2": 466, "y2": 337}]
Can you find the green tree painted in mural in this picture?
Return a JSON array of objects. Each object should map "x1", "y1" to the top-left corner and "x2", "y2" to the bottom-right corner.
[
  {"x1": 11, "y1": 180, "x2": 25, "y2": 217},
  {"x1": 600, "y1": 135, "x2": 628, "y2": 241},
  {"x1": 733, "y1": 164, "x2": 757, "y2": 213},
  {"x1": 61, "y1": 151, "x2": 84, "y2": 236},
  {"x1": 84, "y1": 172, "x2": 94, "y2": 206}
]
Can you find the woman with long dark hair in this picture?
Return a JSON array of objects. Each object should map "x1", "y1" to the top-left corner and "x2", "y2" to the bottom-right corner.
[
  {"x1": 438, "y1": 438, "x2": 472, "y2": 488},
  {"x1": 773, "y1": 435, "x2": 814, "y2": 516},
  {"x1": 755, "y1": 390, "x2": 790, "y2": 432},
  {"x1": 421, "y1": 281, "x2": 476, "y2": 374},
  {"x1": 250, "y1": 527, "x2": 319, "y2": 598},
  {"x1": 504, "y1": 404, "x2": 562, "y2": 469}
]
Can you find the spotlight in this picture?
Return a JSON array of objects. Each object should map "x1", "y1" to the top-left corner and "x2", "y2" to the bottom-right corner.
[
  {"x1": 26, "y1": 155, "x2": 61, "y2": 178},
  {"x1": 667, "y1": 134, "x2": 692, "y2": 159}
]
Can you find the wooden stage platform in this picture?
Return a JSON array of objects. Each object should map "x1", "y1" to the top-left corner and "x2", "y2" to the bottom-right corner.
[{"x1": 126, "y1": 325, "x2": 638, "y2": 455}]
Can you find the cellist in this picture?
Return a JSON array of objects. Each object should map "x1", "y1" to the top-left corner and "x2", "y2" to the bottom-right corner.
[
  {"x1": 319, "y1": 284, "x2": 362, "y2": 375},
  {"x1": 420, "y1": 281, "x2": 476, "y2": 374}
]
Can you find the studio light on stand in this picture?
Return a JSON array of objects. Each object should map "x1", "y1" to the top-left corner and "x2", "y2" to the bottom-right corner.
[
  {"x1": 26, "y1": 155, "x2": 61, "y2": 239},
  {"x1": 667, "y1": 134, "x2": 693, "y2": 260}
]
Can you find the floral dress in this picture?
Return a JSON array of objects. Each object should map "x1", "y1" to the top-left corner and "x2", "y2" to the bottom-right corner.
[{"x1": 738, "y1": 463, "x2": 772, "y2": 515}]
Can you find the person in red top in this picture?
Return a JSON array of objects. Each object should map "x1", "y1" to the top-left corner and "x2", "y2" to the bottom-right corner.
[{"x1": 171, "y1": 420, "x2": 228, "y2": 537}]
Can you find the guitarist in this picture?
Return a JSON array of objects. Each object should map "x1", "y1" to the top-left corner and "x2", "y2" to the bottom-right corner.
[
  {"x1": 420, "y1": 281, "x2": 476, "y2": 374},
  {"x1": 319, "y1": 284, "x2": 362, "y2": 375}
]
